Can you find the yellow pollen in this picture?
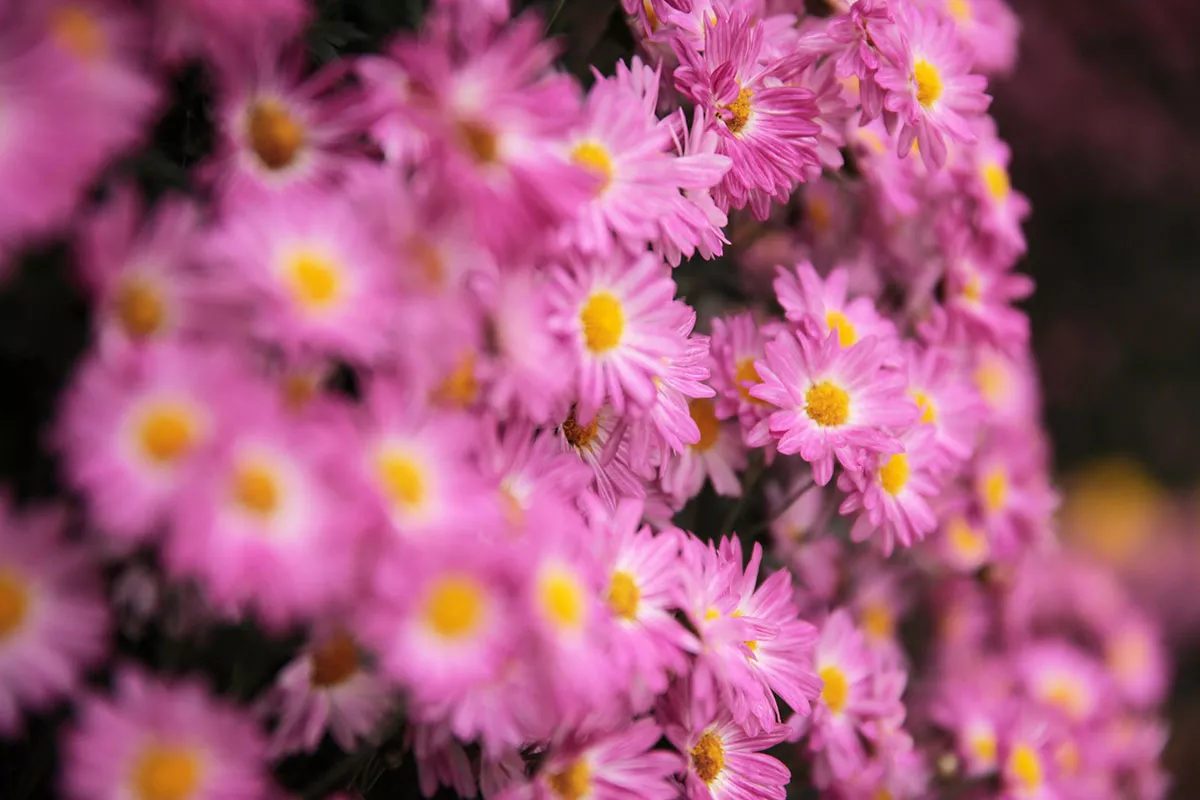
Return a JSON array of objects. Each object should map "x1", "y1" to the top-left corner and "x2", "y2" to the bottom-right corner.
[
  {"x1": 310, "y1": 631, "x2": 360, "y2": 687},
  {"x1": 541, "y1": 570, "x2": 584, "y2": 631},
  {"x1": 913, "y1": 60, "x2": 944, "y2": 107},
  {"x1": 948, "y1": 0, "x2": 972, "y2": 23},
  {"x1": 805, "y1": 381, "x2": 850, "y2": 427},
  {"x1": 911, "y1": 390, "x2": 938, "y2": 424},
  {"x1": 247, "y1": 99, "x2": 305, "y2": 170},
  {"x1": 962, "y1": 274, "x2": 984, "y2": 304},
  {"x1": 561, "y1": 407, "x2": 600, "y2": 452},
  {"x1": 282, "y1": 371, "x2": 321, "y2": 410},
  {"x1": 376, "y1": 451, "x2": 427, "y2": 512},
  {"x1": 969, "y1": 731, "x2": 997, "y2": 767},
  {"x1": 722, "y1": 87, "x2": 754, "y2": 135},
  {"x1": 132, "y1": 745, "x2": 203, "y2": 800},
  {"x1": 642, "y1": 0, "x2": 660, "y2": 32},
  {"x1": 1056, "y1": 740, "x2": 1080, "y2": 776},
  {"x1": 690, "y1": 730, "x2": 725, "y2": 784},
  {"x1": 0, "y1": 571, "x2": 30, "y2": 641},
  {"x1": 408, "y1": 237, "x2": 446, "y2": 288},
  {"x1": 137, "y1": 404, "x2": 199, "y2": 467},
  {"x1": 547, "y1": 759, "x2": 590, "y2": 800},
  {"x1": 1108, "y1": 630, "x2": 1150, "y2": 678},
  {"x1": 948, "y1": 517, "x2": 988, "y2": 562},
  {"x1": 689, "y1": 398, "x2": 721, "y2": 452},
  {"x1": 975, "y1": 360, "x2": 1008, "y2": 407},
  {"x1": 704, "y1": 607, "x2": 720, "y2": 621},
  {"x1": 982, "y1": 468, "x2": 1008, "y2": 513},
  {"x1": 880, "y1": 452, "x2": 910, "y2": 496},
  {"x1": 424, "y1": 575, "x2": 485, "y2": 641},
  {"x1": 51, "y1": 6, "x2": 106, "y2": 62},
  {"x1": 856, "y1": 128, "x2": 886, "y2": 154},
  {"x1": 808, "y1": 197, "x2": 833, "y2": 234},
  {"x1": 1008, "y1": 744, "x2": 1043, "y2": 792},
  {"x1": 432, "y1": 352, "x2": 479, "y2": 408},
  {"x1": 982, "y1": 163, "x2": 1011, "y2": 203},
  {"x1": 820, "y1": 665, "x2": 850, "y2": 714},
  {"x1": 745, "y1": 639, "x2": 758, "y2": 653},
  {"x1": 284, "y1": 251, "x2": 343, "y2": 313},
  {"x1": 825, "y1": 310, "x2": 858, "y2": 347},
  {"x1": 735, "y1": 357, "x2": 767, "y2": 405},
  {"x1": 1042, "y1": 677, "x2": 1086, "y2": 720},
  {"x1": 458, "y1": 120, "x2": 499, "y2": 164},
  {"x1": 231, "y1": 460, "x2": 280, "y2": 518},
  {"x1": 580, "y1": 291, "x2": 625, "y2": 354},
  {"x1": 115, "y1": 278, "x2": 166, "y2": 340},
  {"x1": 571, "y1": 141, "x2": 614, "y2": 194},
  {"x1": 607, "y1": 570, "x2": 640, "y2": 620},
  {"x1": 861, "y1": 601, "x2": 895, "y2": 641}
]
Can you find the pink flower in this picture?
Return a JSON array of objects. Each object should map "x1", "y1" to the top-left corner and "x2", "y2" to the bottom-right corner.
[
  {"x1": 930, "y1": 0, "x2": 1020, "y2": 76},
  {"x1": 774, "y1": 262, "x2": 898, "y2": 353},
  {"x1": 529, "y1": 719, "x2": 682, "y2": 800},
  {"x1": 673, "y1": 8, "x2": 822, "y2": 218},
  {"x1": 549, "y1": 252, "x2": 681, "y2": 420},
  {"x1": 558, "y1": 57, "x2": 730, "y2": 258},
  {"x1": 0, "y1": 498, "x2": 107, "y2": 735},
  {"x1": 659, "y1": 107, "x2": 732, "y2": 267},
  {"x1": 262, "y1": 629, "x2": 392, "y2": 757},
  {"x1": 823, "y1": 0, "x2": 895, "y2": 121},
  {"x1": 1019, "y1": 641, "x2": 1107, "y2": 726},
  {"x1": 748, "y1": 330, "x2": 915, "y2": 485},
  {"x1": 659, "y1": 397, "x2": 747, "y2": 504},
  {"x1": 556, "y1": 404, "x2": 649, "y2": 508},
  {"x1": 877, "y1": 5, "x2": 991, "y2": 169},
  {"x1": 1103, "y1": 613, "x2": 1168, "y2": 709},
  {"x1": 148, "y1": 0, "x2": 309, "y2": 64},
  {"x1": 902, "y1": 340, "x2": 983, "y2": 467},
  {"x1": 709, "y1": 312, "x2": 780, "y2": 437},
  {"x1": 62, "y1": 667, "x2": 272, "y2": 800},
  {"x1": 942, "y1": 250, "x2": 1035, "y2": 351},
  {"x1": 634, "y1": 304, "x2": 715, "y2": 459},
  {"x1": 959, "y1": 118, "x2": 1030, "y2": 259}
]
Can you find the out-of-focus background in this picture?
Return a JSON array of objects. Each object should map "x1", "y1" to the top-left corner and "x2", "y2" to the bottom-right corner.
[{"x1": 992, "y1": 0, "x2": 1200, "y2": 793}]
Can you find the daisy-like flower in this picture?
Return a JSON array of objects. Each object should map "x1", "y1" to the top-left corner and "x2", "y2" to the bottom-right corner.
[
  {"x1": 585, "y1": 497, "x2": 695, "y2": 708},
  {"x1": 204, "y1": 33, "x2": 375, "y2": 204},
  {"x1": 558, "y1": 57, "x2": 730, "y2": 257},
  {"x1": 774, "y1": 262, "x2": 898, "y2": 352},
  {"x1": 55, "y1": 342, "x2": 240, "y2": 544},
  {"x1": 928, "y1": 0, "x2": 1020, "y2": 76},
  {"x1": 959, "y1": 118, "x2": 1030, "y2": 259},
  {"x1": 838, "y1": 422, "x2": 940, "y2": 554},
  {"x1": 1019, "y1": 641, "x2": 1107, "y2": 726},
  {"x1": 1104, "y1": 613, "x2": 1168, "y2": 708},
  {"x1": 530, "y1": 720, "x2": 682, "y2": 800},
  {"x1": 972, "y1": 429, "x2": 1056, "y2": 556},
  {"x1": 662, "y1": 681, "x2": 792, "y2": 800},
  {"x1": 877, "y1": 4, "x2": 991, "y2": 169},
  {"x1": 549, "y1": 252, "x2": 681, "y2": 420},
  {"x1": 262, "y1": 628, "x2": 392, "y2": 757},
  {"x1": 709, "y1": 312, "x2": 779, "y2": 435},
  {"x1": 660, "y1": 397, "x2": 747, "y2": 505},
  {"x1": 942, "y1": 249, "x2": 1034, "y2": 352},
  {"x1": 62, "y1": 667, "x2": 272, "y2": 800},
  {"x1": 165, "y1": 393, "x2": 369, "y2": 628},
  {"x1": 929, "y1": 670, "x2": 1009, "y2": 777},
  {"x1": 659, "y1": 107, "x2": 732, "y2": 267},
  {"x1": 0, "y1": 498, "x2": 107, "y2": 735},
  {"x1": 823, "y1": 0, "x2": 894, "y2": 121},
  {"x1": 902, "y1": 340, "x2": 983, "y2": 467},
  {"x1": 634, "y1": 304, "x2": 715, "y2": 460},
  {"x1": 556, "y1": 404, "x2": 648, "y2": 508},
  {"x1": 673, "y1": 8, "x2": 822, "y2": 218},
  {"x1": 76, "y1": 187, "x2": 206, "y2": 349},
  {"x1": 748, "y1": 330, "x2": 915, "y2": 485},
  {"x1": 206, "y1": 191, "x2": 394, "y2": 361},
  {"x1": 998, "y1": 713, "x2": 1061, "y2": 800}
]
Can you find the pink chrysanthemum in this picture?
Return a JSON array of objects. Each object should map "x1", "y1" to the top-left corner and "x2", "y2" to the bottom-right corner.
[
  {"x1": 556, "y1": 404, "x2": 649, "y2": 508},
  {"x1": 659, "y1": 107, "x2": 732, "y2": 267},
  {"x1": 929, "y1": 0, "x2": 1020, "y2": 75},
  {"x1": 823, "y1": 0, "x2": 894, "y2": 121},
  {"x1": 673, "y1": 8, "x2": 822, "y2": 218},
  {"x1": 902, "y1": 340, "x2": 983, "y2": 467},
  {"x1": 0, "y1": 498, "x2": 107, "y2": 735},
  {"x1": 748, "y1": 330, "x2": 915, "y2": 485},
  {"x1": 634, "y1": 304, "x2": 715, "y2": 459},
  {"x1": 959, "y1": 118, "x2": 1030, "y2": 258},
  {"x1": 877, "y1": 5, "x2": 991, "y2": 169},
  {"x1": 549, "y1": 252, "x2": 682, "y2": 421},
  {"x1": 262, "y1": 629, "x2": 392, "y2": 757},
  {"x1": 709, "y1": 312, "x2": 780, "y2": 436},
  {"x1": 942, "y1": 250, "x2": 1034, "y2": 351},
  {"x1": 774, "y1": 262, "x2": 898, "y2": 353},
  {"x1": 62, "y1": 667, "x2": 272, "y2": 800},
  {"x1": 528, "y1": 719, "x2": 683, "y2": 800},
  {"x1": 660, "y1": 397, "x2": 746, "y2": 504},
  {"x1": 558, "y1": 57, "x2": 730, "y2": 258}
]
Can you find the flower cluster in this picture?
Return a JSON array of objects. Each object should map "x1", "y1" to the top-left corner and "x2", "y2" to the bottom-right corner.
[{"x1": 0, "y1": 0, "x2": 1171, "y2": 798}]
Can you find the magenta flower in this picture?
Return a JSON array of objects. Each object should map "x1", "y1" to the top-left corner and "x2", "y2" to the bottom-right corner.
[
  {"x1": 659, "y1": 397, "x2": 747, "y2": 504},
  {"x1": 529, "y1": 720, "x2": 683, "y2": 800},
  {"x1": 774, "y1": 262, "x2": 899, "y2": 353}
]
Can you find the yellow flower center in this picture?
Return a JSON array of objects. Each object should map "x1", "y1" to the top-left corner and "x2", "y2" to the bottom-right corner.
[
  {"x1": 137, "y1": 404, "x2": 200, "y2": 467},
  {"x1": 431, "y1": 352, "x2": 478, "y2": 409},
  {"x1": 911, "y1": 390, "x2": 938, "y2": 424},
  {"x1": 982, "y1": 163, "x2": 1011, "y2": 203},
  {"x1": 0, "y1": 571, "x2": 30, "y2": 641},
  {"x1": 231, "y1": 459, "x2": 280, "y2": 518},
  {"x1": 408, "y1": 237, "x2": 446, "y2": 288},
  {"x1": 547, "y1": 759, "x2": 591, "y2": 800},
  {"x1": 1008, "y1": 744, "x2": 1043, "y2": 792},
  {"x1": 982, "y1": 467, "x2": 1008, "y2": 513},
  {"x1": 247, "y1": 99, "x2": 305, "y2": 170},
  {"x1": 820, "y1": 664, "x2": 850, "y2": 714},
  {"x1": 948, "y1": 0, "x2": 972, "y2": 23},
  {"x1": 861, "y1": 601, "x2": 895, "y2": 641},
  {"x1": 607, "y1": 570, "x2": 640, "y2": 620},
  {"x1": 805, "y1": 381, "x2": 850, "y2": 427},
  {"x1": 879, "y1": 453, "x2": 910, "y2": 496},
  {"x1": 540, "y1": 570, "x2": 585, "y2": 631},
  {"x1": 310, "y1": 631, "x2": 360, "y2": 687},
  {"x1": 690, "y1": 730, "x2": 725, "y2": 784},
  {"x1": 1108, "y1": 630, "x2": 1150, "y2": 679},
  {"x1": 115, "y1": 278, "x2": 166, "y2": 340},
  {"x1": 458, "y1": 120, "x2": 499, "y2": 164},
  {"x1": 423, "y1": 575, "x2": 485, "y2": 641},
  {"x1": 1042, "y1": 676, "x2": 1087, "y2": 720},
  {"x1": 689, "y1": 398, "x2": 721, "y2": 452},
  {"x1": 571, "y1": 141, "x2": 614, "y2": 194},
  {"x1": 948, "y1": 517, "x2": 989, "y2": 563},
  {"x1": 580, "y1": 291, "x2": 625, "y2": 354},
  {"x1": 825, "y1": 310, "x2": 858, "y2": 347},
  {"x1": 284, "y1": 251, "x2": 343, "y2": 314},
  {"x1": 808, "y1": 196, "x2": 833, "y2": 234},
  {"x1": 913, "y1": 59, "x2": 944, "y2": 107},
  {"x1": 132, "y1": 745, "x2": 203, "y2": 800},
  {"x1": 722, "y1": 87, "x2": 754, "y2": 135},
  {"x1": 561, "y1": 407, "x2": 600, "y2": 452},
  {"x1": 969, "y1": 731, "x2": 997, "y2": 767},
  {"x1": 375, "y1": 450, "x2": 427, "y2": 512},
  {"x1": 735, "y1": 357, "x2": 767, "y2": 405},
  {"x1": 51, "y1": 6, "x2": 106, "y2": 62}
]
